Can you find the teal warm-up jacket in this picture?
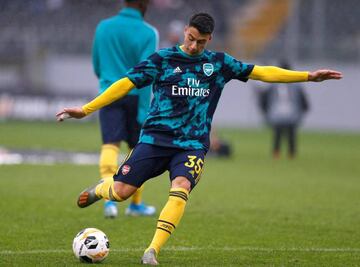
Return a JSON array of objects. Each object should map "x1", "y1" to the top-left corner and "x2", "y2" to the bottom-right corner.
[{"x1": 92, "y1": 7, "x2": 158, "y2": 124}]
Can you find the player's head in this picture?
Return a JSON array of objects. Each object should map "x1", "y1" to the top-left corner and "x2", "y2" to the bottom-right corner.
[
  {"x1": 125, "y1": 0, "x2": 150, "y2": 16},
  {"x1": 183, "y1": 13, "x2": 215, "y2": 56}
]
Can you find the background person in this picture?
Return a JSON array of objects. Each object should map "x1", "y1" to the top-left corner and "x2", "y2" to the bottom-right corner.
[
  {"x1": 259, "y1": 61, "x2": 309, "y2": 158},
  {"x1": 92, "y1": 0, "x2": 158, "y2": 218}
]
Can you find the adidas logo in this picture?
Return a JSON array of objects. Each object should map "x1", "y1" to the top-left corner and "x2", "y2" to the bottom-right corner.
[{"x1": 173, "y1": 66, "x2": 182, "y2": 73}]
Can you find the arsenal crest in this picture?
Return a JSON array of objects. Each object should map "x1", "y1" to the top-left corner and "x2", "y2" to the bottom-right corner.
[
  {"x1": 121, "y1": 165, "x2": 131, "y2": 175},
  {"x1": 203, "y1": 63, "x2": 214, "y2": 76}
]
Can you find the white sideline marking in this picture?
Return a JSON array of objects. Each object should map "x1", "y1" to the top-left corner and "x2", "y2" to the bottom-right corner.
[{"x1": 1, "y1": 246, "x2": 360, "y2": 255}]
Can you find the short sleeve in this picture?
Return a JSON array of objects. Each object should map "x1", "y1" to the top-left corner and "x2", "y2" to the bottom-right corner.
[
  {"x1": 126, "y1": 52, "x2": 161, "y2": 89},
  {"x1": 222, "y1": 53, "x2": 254, "y2": 82}
]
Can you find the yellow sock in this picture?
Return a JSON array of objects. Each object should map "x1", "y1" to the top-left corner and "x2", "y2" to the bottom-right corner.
[
  {"x1": 132, "y1": 185, "x2": 144, "y2": 205},
  {"x1": 146, "y1": 188, "x2": 189, "y2": 255},
  {"x1": 99, "y1": 144, "x2": 119, "y2": 178},
  {"x1": 99, "y1": 144, "x2": 120, "y2": 205},
  {"x1": 95, "y1": 177, "x2": 123, "y2": 202}
]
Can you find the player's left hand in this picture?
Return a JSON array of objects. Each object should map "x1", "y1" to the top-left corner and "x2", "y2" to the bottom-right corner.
[
  {"x1": 56, "y1": 107, "x2": 86, "y2": 122},
  {"x1": 308, "y1": 70, "x2": 343, "y2": 82}
]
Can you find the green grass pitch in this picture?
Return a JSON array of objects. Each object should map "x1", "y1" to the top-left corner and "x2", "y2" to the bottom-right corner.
[{"x1": 0, "y1": 121, "x2": 360, "y2": 266}]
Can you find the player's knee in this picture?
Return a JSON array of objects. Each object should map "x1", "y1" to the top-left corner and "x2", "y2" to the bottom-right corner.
[
  {"x1": 113, "y1": 181, "x2": 137, "y2": 200},
  {"x1": 171, "y1": 176, "x2": 191, "y2": 192}
]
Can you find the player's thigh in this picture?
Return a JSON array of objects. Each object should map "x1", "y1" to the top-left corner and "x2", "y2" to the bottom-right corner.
[
  {"x1": 169, "y1": 149, "x2": 206, "y2": 191},
  {"x1": 99, "y1": 99, "x2": 128, "y2": 144},
  {"x1": 114, "y1": 143, "x2": 171, "y2": 188}
]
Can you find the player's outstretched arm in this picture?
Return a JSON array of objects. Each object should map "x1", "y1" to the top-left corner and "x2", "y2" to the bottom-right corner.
[
  {"x1": 249, "y1": 66, "x2": 342, "y2": 83},
  {"x1": 56, "y1": 77, "x2": 135, "y2": 122}
]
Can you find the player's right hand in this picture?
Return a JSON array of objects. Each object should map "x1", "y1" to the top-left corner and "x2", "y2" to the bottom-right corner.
[{"x1": 56, "y1": 107, "x2": 86, "y2": 122}]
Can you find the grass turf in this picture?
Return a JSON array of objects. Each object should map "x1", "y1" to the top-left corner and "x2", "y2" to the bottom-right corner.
[{"x1": 0, "y1": 121, "x2": 360, "y2": 266}]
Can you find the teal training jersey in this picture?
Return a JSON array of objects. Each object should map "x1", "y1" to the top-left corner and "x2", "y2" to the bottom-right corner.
[
  {"x1": 126, "y1": 45, "x2": 254, "y2": 151},
  {"x1": 92, "y1": 7, "x2": 158, "y2": 123}
]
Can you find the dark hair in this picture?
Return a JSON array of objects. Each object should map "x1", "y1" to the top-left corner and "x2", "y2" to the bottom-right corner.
[{"x1": 189, "y1": 13, "x2": 215, "y2": 34}]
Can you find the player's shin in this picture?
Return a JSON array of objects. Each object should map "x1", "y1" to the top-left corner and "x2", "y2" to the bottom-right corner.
[
  {"x1": 95, "y1": 177, "x2": 123, "y2": 202},
  {"x1": 99, "y1": 144, "x2": 120, "y2": 216},
  {"x1": 145, "y1": 188, "x2": 189, "y2": 255},
  {"x1": 99, "y1": 144, "x2": 119, "y2": 178}
]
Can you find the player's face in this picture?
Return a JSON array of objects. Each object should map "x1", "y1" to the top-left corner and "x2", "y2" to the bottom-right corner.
[{"x1": 183, "y1": 26, "x2": 212, "y2": 56}]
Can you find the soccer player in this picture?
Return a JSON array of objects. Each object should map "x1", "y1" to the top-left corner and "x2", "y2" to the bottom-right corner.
[
  {"x1": 92, "y1": 0, "x2": 158, "y2": 217},
  {"x1": 57, "y1": 13, "x2": 342, "y2": 265}
]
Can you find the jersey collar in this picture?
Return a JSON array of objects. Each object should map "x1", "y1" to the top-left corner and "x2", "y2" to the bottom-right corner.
[
  {"x1": 119, "y1": 7, "x2": 143, "y2": 20},
  {"x1": 176, "y1": 45, "x2": 205, "y2": 59}
]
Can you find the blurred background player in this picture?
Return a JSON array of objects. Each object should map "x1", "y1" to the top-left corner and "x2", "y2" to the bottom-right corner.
[
  {"x1": 259, "y1": 60, "x2": 309, "y2": 158},
  {"x1": 92, "y1": 0, "x2": 158, "y2": 217}
]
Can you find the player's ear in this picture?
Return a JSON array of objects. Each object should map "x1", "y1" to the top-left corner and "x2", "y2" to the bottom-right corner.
[{"x1": 208, "y1": 35, "x2": 212, "y2": 41}]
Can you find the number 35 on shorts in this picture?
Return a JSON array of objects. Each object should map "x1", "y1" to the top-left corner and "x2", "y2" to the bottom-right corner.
[{"x1": 184, "y1": 155, "x2": 204, "y2": 184}]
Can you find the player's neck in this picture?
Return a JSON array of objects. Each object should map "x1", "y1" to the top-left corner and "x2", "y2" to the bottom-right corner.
[
  {"x1": 179, "y1": 45, "x2": 202, "y2": 57},
  {"x1": 179, "y1": 45, "x2": 186, "y2": 53}
]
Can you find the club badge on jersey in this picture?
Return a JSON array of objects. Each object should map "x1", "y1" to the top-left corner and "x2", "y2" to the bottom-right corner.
[
  {"x1": 121, "y1": 165, "x2": 131, "y2": 175},
  {"x1": 203, "y1": 63, "x2": 214, "y2": 76}
]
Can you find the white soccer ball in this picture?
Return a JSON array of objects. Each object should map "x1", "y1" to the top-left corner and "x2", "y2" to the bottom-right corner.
[{"x1": 72, "y1": 228, "x2": 110, "y2": 263}]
